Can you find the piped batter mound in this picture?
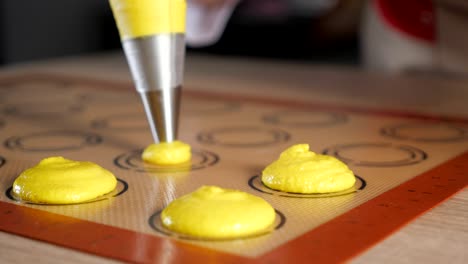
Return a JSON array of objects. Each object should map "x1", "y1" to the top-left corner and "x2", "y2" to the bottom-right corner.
[
  {"x1": 142, "y1": 140, "x2": 191, "y2": 165},
  {"x1": 262, "y1": 144, "x2": 355, "y2": 193},
  {"x1": 12, "y1": 156, "x2": 117, "y2": 204},
  {"x1": 161, "y1": 185, "x2": 276, "y2": 239}
]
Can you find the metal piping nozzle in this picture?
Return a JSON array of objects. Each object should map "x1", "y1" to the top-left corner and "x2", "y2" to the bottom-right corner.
[{"x1": 122, "y1": 34, "x2": 185, "y2": 143}]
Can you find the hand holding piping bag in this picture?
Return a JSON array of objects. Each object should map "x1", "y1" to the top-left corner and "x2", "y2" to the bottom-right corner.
[{"x1": 109, "y1": 0, "x2": 186, "y2": 143}]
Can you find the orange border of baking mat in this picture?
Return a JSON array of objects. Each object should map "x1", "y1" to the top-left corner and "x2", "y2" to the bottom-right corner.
[{"x1": 1, "y1": 73, "x2": 467, "y2": 263}]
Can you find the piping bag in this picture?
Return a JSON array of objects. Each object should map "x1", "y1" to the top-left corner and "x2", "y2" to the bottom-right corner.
[{"x1": 109, "y1": 0, "x2": 186, "y2": 143}]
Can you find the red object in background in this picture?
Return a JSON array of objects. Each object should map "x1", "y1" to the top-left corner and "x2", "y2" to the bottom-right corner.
[{"x1": 376, "y1": 0, "x2": 436, "y2": 43}]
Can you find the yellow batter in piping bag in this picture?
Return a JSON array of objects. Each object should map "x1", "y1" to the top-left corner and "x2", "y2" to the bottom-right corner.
[
  {"x1": 12, "y1": 157, "x2": 117, "y2": 204},
  {"x1": 161, "y1": 186, "x2": 276, "y2": 239},
  {"x1": 110, "y1": 0, "x2": 185, "y2": 39},
  {"x1": 262, "y1": 144, "x2": 356, "y2": 194}
]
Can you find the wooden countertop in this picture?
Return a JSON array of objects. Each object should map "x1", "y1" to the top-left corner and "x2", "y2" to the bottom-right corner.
[{"x1": 0, "y1": 53, "x2": 467, "y2": 263}]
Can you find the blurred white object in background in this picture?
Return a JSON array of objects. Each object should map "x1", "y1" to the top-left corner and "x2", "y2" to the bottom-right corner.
[
  {"x1": 362, "y1": 0, "x2": 468, "y2": 75},
  {"x1": 186, "y1": 0, "x2": 240, "y2": 47},
  {"x1": 187, "y1": 0, "x2": 468, "y2": 75},
  {"x1": 186, "y1": 0, "x2": 340, "y2": 47},
  {"x1": 435, "y1": 0, "x2": 468, "y2": 74},
  {"x1": 361, "y1": 0, "x2": 436, "y2": 73}
]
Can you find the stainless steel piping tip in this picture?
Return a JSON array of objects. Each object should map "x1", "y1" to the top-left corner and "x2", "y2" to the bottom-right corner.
[
  {"x1": 139, "y1": 87, "x2": 181, "y2": 142},
  {"x1": 122, "y1": 34, "x2": 185, "y2": 143}
]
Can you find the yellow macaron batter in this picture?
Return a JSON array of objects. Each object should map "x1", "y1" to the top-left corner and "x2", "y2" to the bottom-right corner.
[
  {"x1": 12, "y1": 156, "x2": 117, "y2": 204},
  {"x1": 109, "y1": 0, "x2": 186, "y2": 39},
  {"x1": 262, "y1": 144, "x2": 355, "y2": 193},
  {"x1": 142, "y1": 140, "x2": 191, "y2": 165},
  {"x1": 161, "y1": 186, "x2": 276, "y2": 239}
]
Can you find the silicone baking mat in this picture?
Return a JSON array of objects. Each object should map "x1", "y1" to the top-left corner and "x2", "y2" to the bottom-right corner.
[{"x1": 0, "y1": 73, "x2": 467, "y2": 263}]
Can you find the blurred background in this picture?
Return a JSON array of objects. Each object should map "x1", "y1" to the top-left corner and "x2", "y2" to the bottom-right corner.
[
  {"x1": 0, "y1": 0, "x2": 119, "y2": 65},
  {"x1": 0, "y1": 0, "x2": 467, "y2": 74}
]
